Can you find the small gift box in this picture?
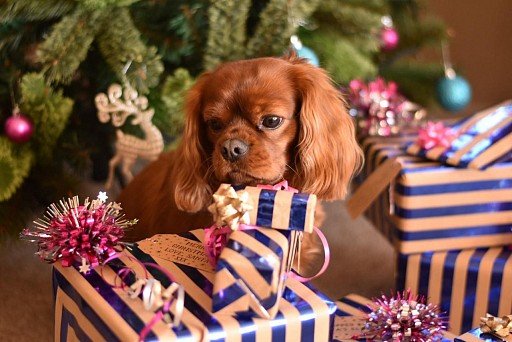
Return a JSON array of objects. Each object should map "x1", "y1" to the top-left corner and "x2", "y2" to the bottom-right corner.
[
  {"x1": 53, "y1": 230, "x2": 337, "y2": 341},
  {"x1": 206, "y1": 183, "x2": 318, "y2": 319},
  {"x1": 347, "y1": 101, "x2": 512, "y2": 254},
  {"x1": 455, "y1": 314, "x2": 512, "y2": 342},
  {"x1": 397, "y1": 246, "x2": 512, "y2": 334}
]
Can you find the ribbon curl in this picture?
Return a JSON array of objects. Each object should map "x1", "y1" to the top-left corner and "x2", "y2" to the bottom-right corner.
[{"x1": 480, "y1": 314, "x2": 512, "y2": 340}]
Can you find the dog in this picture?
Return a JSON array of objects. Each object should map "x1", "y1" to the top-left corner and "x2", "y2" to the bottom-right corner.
[{"x1": 117, "y1": 53, "x2": 362, "y2": 274}]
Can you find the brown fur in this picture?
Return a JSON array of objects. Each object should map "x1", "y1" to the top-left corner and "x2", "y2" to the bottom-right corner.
[{"x1": 117, "y1": 54, "x2": 362, "y2": 272}]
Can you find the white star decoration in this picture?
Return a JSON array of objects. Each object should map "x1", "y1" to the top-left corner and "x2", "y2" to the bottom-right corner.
[
  {"x1": 79, "y1": 258, "x2": 91, "y2": 274},
  {"x1": 97, "y1": 191, "x2": 108, "y2": 203}
]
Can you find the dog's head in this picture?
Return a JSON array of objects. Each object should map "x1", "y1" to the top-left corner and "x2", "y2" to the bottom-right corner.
[{"x1": 174, "y1": 55, "x2": 362, "y2": 212}]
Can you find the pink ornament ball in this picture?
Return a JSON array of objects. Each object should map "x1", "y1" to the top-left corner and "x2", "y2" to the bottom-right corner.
[
  {"x1": 381, "y1": 27, "x2": 399, "y2": 51},
  {"x1": 4, "y1": 114, "x2": 34, "y2": 143}
]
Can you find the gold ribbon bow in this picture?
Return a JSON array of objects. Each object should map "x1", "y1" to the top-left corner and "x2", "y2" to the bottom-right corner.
[
  {"x1": 207, "y1": 184, "x2": 253, "y2": 230},
  {"x1": 480, "y1": 314, "x2": 512, "y2": 340}
]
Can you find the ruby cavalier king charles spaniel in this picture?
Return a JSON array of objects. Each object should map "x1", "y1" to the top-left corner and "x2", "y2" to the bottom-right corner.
[{"x1": 117, "y1": 53, "x2": 362, "y2": 271}]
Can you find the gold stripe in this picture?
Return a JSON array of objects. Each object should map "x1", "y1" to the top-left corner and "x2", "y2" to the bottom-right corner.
[
  {"x1": 244, "y1": 187, "x2": 262, "y2": 225},
  {"x1": 272, "y1": 190, "x2": 293, "y2": 230},
  {"x1": 473, "y1": 248, "x2": 502, "y2": 327},
  {"x1": 304, "y1": 194, "x2": 317, "y2": 233},
  {"x1": 398, "y1": 165, "x2": 512, "y2": 186},
  {"x1": 428, "y1": 251, "x2": 447, "y2": 305},
  {"x1": 449, "y1": 249, "x2": 474, "y2": 335},
  {"x1": 470, "y1": 133, "x2": 512, "y2": 169},
  {"x1": 449, "y1": 117, "x2": 512, "y2": 165},
  {"x1": 404, "y1": 254, "x2": 421, "y2": 295},
  {"x1": 392, "y1": 212, "x2": 512, "y2": 231},
  {"x1": 66, "y1": 325, "x2": 79, "y2": 342},
  {"x1": 279, "y1": 300, "x2": 302, "y2": 342},
  {"x1": 425, "y1": 145, "x2": 448, "y2": 160},
  {"x1": 286, "y1": 278, "x2": 331, "y2": 342},
  {"x1": 190, "y1": 228, "x2": 205, "y2": 242},
  {"x1": 396, "y1": 234, "x2": 512, "y2": 254},
  {"x1": 393, "y1": 189, "x2": 512, "y2": 209},
  {"x1": 55, "y1": 288, "x2": 105, "y2": 341},
  {"x1": 335, "y1": 302, "x2": 367, "y2": 317},
  {"x1": 498, "y1": 255, "x2": 512, "y2": 315},
  {"x1": 54, "y1": 265, "x2": 139, "y2": 341},
  {"x1": 407, "y1": 144, "x2": 420, "y2": 155}
]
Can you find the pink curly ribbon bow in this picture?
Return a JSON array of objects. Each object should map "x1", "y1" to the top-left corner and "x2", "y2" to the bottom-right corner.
[{"x1": 417, "y1": 121, "x2": 458, "y2": 150}]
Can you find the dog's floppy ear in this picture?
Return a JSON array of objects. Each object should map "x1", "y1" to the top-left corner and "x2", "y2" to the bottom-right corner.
[
  {"x1": 288, "y1": 58, "x2": 363, "y2": 200},
  {"x1": 174, "y1": 72, "x2": 213, "y2": 212}
]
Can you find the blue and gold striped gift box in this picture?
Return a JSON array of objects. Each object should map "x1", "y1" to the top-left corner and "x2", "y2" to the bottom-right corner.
[
  {"x1": 397, "y1": 246, "x2": 512, "y2": 335},
  {"x1": 53, "y1": 229, "x2": 336, "y2": 341},
  {"x1": 359, "y1": 134, "x2": 512, "y2": 254},
  {"x1": 332, "y1": 294, "x2": 457, "y2": 341},
  {"x1": 407, "y1": 101, "x2": 512, "y2": 170},
  {"x1": 212, "y1": 185, "x2": 316, "y2": 319}
]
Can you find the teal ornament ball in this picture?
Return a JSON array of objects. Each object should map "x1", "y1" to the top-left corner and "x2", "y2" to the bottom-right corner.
[
  {"x1": 436, "y1": 75, "x2": 472, "y2": 112},
  {"x1": 295, "y1": 46, "x2": 319, "y2": 66}
]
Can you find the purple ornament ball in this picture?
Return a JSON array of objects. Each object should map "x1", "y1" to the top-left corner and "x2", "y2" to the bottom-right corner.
[
  {"x1": 381, "y1": 27, "x2": 399, "y2": 51},
  {"x1": 4, "y1": 114, "x2": 34, "y2": 143}
]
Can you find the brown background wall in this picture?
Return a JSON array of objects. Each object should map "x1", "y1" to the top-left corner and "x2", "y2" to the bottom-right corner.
[{"x1": 428, "y1": 0, "x2": 512, "y2": 115}]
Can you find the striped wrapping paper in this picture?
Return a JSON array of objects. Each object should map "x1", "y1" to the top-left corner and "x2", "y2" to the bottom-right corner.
[
  {"x1": 359, "y1": 134, "x2": 512, "y2": 254},
  {"x1": 332, "y1": 294, "x2": 457, "y2": 341},
  {"x1": 53, "y1": 229, "x2": 336, "y2": 341},
  {"x1": 396, "y1": 246, "x2": 512, "y2": 335},
  {"x1": 407, "y1": 101, "x2": 512, "y2": 170},
  {"x1": 456, "y1": 328, "x2": 512, "y2": 342},
  {"x1": 213, "y1": 185, "x2": 316, "y2": 319}
]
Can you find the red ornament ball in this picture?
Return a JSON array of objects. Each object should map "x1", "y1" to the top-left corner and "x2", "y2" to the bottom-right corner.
[
  {"x1": 4, "y1": 113, "x2": 34, "y2": 143},
  {"x1": 381, "y1": 27, "x2": 399, "y2": 51}
]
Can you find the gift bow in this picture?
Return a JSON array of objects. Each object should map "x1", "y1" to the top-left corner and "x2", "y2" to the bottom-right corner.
[
  {"x1": 417, "y1": 121, "x2": 458, "y2": 150},
  {"x1": 480, "y1": 314, "x2": 512, "y2": 339},
  {"x1": 257, "y1": 180, "x2": 298, "y2": 193},
  {"x1": 208, "y1": 184, "x2": 254, "y2": 230}
]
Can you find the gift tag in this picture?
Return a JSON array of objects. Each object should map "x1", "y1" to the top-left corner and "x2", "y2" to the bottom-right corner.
[
  {"x1": 332, "y1": 316, "x2": 364, "y2": 341},
  {"x1": 138, "y1": 234, "x2": 214, "y2": 273}
]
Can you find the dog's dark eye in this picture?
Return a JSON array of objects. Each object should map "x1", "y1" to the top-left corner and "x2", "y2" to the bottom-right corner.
[
  {"x1": 261, "y1": 115, "x2": 283, "y2": 130},
  {"x1": 207, "y1": 119, "x2": 223, "y2": 132}
]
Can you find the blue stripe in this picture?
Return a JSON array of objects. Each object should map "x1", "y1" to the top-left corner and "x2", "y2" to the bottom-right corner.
[
  {"x1": 440, "y1": 250, "x2": 459, "y2": 331},
  {"x1": 251, "y1": 229, "x2": 284, "y2": 257},
  {"x1": 487, "y1": 248, "x2": 509, "y2": 315},
  {"x1": 396, "y1": 254, "x2": 408, "y2": 291},
  {"x1": 256, "y1": 189, "x2": 276, "y2": 227},
  {"x1": 394, "y1": 201, "x2": 512, "y2": 219},
  {"x1": 418, "y1": 252, "x2": 433, "y2": 297},
  {"x1": 61, "y1": 306, "x2": 92, "y2": 342},
  {"x1": 338, "y1": 297, "x2": 371, "y2": 314},
  {"x1": 212, "y1": 280, "x2": 247, "y2": 312},
  {"x1": 289, "y1": 193, "x2": 308, "y2": 231},
  {"x1": 282, "y1": 286, "x2": 315, "y2": 341},
  {"x1": 395, "y1": 223, "x2": 512, "y2": 241},
  {"x1": 53, "y1": 269, "x2": 119, "y2": 341},
  {"x1": 462, "y1": 250, "x2": 486, "y2": 333},
  {"x1": 395, "y1": 178, "x2": 512, "y2": 196}
]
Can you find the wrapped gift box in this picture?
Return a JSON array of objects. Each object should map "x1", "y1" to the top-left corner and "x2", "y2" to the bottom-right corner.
[
  {"x1": 397, "y1": 246, "x2": 512, "y2": 335},
  {"x1": 456, "y1": 327, "x2": 512, "y2": 342},
  {"x1": 332, "y1": 293, "x2": 457, "y2": 341},
  {"x1": 353, "y1": 133, "x2": 512, "y2": 254},
  {"x1": 53, "y1": 229, "x2": 336, "y2": 341}
]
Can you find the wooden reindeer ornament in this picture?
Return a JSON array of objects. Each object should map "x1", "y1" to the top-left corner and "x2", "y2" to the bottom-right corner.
[{"x1": 95, "y1": 83, "x2": 164, "y2": 189}]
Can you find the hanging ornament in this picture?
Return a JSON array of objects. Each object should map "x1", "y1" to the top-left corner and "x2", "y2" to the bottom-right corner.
[
  {"x1": 380, "y1": 16, "x2": 399, "y2": 51},
  {"x1": 4, "y1": 105, "x2": 34, "y2": 144},
  {"x1": 290, "y1": 35, "x2": 320, "y2": 66},
  {"x1": 436, "y1": 41, "x2": 472, "y2": 112}
]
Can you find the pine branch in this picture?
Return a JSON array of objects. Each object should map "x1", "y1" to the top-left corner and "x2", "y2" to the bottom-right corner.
[
  {"x1": 20, "y1": 73, "x2": 74, "y2": 159},
  {"x1": 96, "y1": 7, "x2": 163, "y2": 93},
  {"x1": 37, "y1": 9, "x2": 106, "y2": 84},
  {"x1": 203, "y1": 0, "x2": 251, "y2": 70},
  {"x1": 0, "y1": 137, "x2": 33, "y2": 202},
  {"x1": 246, "y1": 0, "x2": 320, "y2": 58},
  {"x1": 0, "y1": 0, "x2": 75, "y2": 22},
  {"x1": 77, "y1": 0, "x2": 140, "y2": 11}
]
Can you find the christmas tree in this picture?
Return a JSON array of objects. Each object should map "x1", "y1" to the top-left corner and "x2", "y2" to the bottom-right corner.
[{"x1": 0, "y1": 0, "x2": 446, "y2": 233}]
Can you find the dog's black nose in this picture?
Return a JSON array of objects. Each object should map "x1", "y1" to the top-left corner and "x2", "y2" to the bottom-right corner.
[{"x1": 221, "y1": 139, "x2": 249, "y2": 162}]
